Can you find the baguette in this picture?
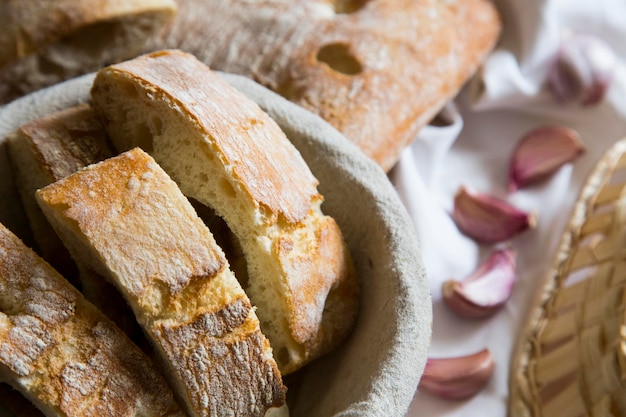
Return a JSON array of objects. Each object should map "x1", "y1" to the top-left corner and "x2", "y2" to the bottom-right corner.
[
  {"x1": 143, "y1": 0, "x2": 500, "y2": 171},
  {"x1": 36, "y1": 148, "x2": 287, "y2": 417},
  {"x1": 0, "y1": 221, "x2": 184, "y2": 417},
  {"x1": 6, "y1": 103, "x2": 144, "y2": 343},
  {"x1": 90, "y1": 50, "x2": 360, "y2": 374},
  {"x1": 0, "y1": 0, "x2": 177, "y2": 104},
  {"x1": 6, "y1": 103, "x2": 113, "y2": 284}
]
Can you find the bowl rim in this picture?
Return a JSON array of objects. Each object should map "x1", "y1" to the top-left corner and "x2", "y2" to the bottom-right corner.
[{"x1": 0, "y1": 72, "x2": 432, "y2": 417}]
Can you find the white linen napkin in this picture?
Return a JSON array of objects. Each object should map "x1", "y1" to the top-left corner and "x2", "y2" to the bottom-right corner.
[{"x1": 394, "y1": 0, "x2": 626, "y2": 415}]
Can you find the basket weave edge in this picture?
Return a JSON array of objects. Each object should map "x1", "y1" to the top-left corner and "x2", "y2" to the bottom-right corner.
[{"x1": 507, "y1": 138, "x2": 626, "y2": 416}]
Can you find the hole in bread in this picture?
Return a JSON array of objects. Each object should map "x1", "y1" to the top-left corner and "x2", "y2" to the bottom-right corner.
[
  {"x1": 332, "y1": 0, "x2": 369, "y2": 13},
  {"x1": 316, "y1": 43, "x2": 363, "y2": 75},
  {"x1": 219, "y1": 178, "x2": 237, "y2": 199},
  {"x1": 134, "y1": 123, "x2": 154, "y2": 153}
]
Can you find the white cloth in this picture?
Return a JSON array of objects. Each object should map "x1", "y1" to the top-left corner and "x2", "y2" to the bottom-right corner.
[{"x1": 395, "y1": 1, "x2": 626, "y2": 416}]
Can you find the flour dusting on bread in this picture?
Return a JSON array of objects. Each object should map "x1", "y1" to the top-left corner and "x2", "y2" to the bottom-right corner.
[
  {"x1": 0, "y1": 222, "x2": 185, "y2": 417},
  {"x1": 90, "y1": 50, "x2": 360, "y2": 374},
  {"x1": 35, "y1": 148, "x2": 287, "y2": 416},
  {"x1": 142, "y1": 0, "x2": 501, "y2": 170}
]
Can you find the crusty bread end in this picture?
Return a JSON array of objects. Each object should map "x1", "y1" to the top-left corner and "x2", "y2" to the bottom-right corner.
[
  {"x1": 36, "y1": 148, "x2": 287, "y2": 417},
  {"x1": 0, "y1": 221, "x2": 184, "y2": 417},
  {"x1": 90, "y1": 50, "x2": 360, "y2": 374}
]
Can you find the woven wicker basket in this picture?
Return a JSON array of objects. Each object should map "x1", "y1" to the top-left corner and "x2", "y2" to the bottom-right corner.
[{"x1": 509, "y1": 139, "x2": 626, "y2": 417}]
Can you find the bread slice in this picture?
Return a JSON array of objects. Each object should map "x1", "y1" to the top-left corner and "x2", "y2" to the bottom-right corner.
[
  {"x1": 90, "y1": 50, "x2": 360, "y2": 374},
  {"x1": 6, "y1": 103, "x2": 113, "y2": 284},
  {"x1": 0, "y1": 0, "x2": 177, "y2": 104},
  {"x1": 5, "y1": 103, "x2": 145, "y2": 344},
  {"x1": 142, "y1": 0, "x2": 500, "y2": 171},
  {"x1": 0, "y1": 221, "x2": 184, "y2": 417},
  {"x1": 36, "y1": 148, "x2": 287, "y2": 417}
]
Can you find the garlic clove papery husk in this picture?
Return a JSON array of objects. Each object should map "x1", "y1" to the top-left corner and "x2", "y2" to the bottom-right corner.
[
  {"x1": 508, "y1": 125, "x2": 585, "y2": 192},
  {"x1": 419, "y1": 349, "x2": 495, "y2": 400},
  {"x1": 442, "y1": 248, "x2": 516, "y2": 319},
  {"x1": 452, "y1": 186, "x2": 536, "y2": 244},
  {"x1": 547, "y1": 34, "x2": 618, "y2": 106}
]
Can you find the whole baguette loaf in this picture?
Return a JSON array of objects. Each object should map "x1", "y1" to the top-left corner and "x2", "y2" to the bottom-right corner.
[
  {"x1": 36, "y1": 148, "x2": 287, "y2": 417},
  {"x1": 0, "y1": 0, "x2": 177, "y2": 104},
  {"x1": 90, "y1": 50, "x2": 360, "y2": 374},
  {"x1": 0, "y1": 221, "x2": 184, "y2": 417},
  {"x1": 143, "y1": 0, "x2": 501, "y2": 171},
  {"x1": 6, "y1": 103, "x2": 145, "y2": 344}
]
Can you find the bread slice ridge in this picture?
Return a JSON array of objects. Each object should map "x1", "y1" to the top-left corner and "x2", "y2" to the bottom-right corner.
[
  {"x1": 90, "y1": 50, "x2": 360, "y2": 374},
  {"x1": 35, "y1": 147, "x2": 287, "y2": 417},
  {"x1": 0, "y1": 221, "x2": 184, "y2": 417},
  {"x1": 142, "y1": 0, "x2": 501, "y2": 171},
  {"x1": 6, "y1": 103, "x2": 145, "y2": 344},
  {"x1": 6, "y1": 103, "x2": 113, "y2": 282}
]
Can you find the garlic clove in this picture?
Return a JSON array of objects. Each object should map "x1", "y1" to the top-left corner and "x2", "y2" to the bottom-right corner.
[
  {"x1": 442, "y1": 248, "x2": 516, "y2": 319},
  {"x1": 452, "y1": 186, "x2": 536, "y2": 244},
  {"x1": 419, "y1": 348, "x2": 495, "y2": 400},
  {"x1": 508, "y1": 125, "x2": 585, "y2": 192},
  {"x1": 547, "y1": 34, "x2": 617, "y2": 106}
]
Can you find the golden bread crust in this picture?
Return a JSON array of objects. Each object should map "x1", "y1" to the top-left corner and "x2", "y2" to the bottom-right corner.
[
  {"x1": 144, "y1": 0, "x2": 501, "y2": 170},
  {"x1": 0, "y1": 222, "x2": 184, "y2": 417},
  {"x1": 16, "y1": 104, "x2": 113, "y2": 181},
  {"x1": 155, "y1": 298, "x2": 286, "y2": 416},
  {"x1": 278, "y1": 216, "x2": 358, "y2": 350},
  {"x1": 7, "y1": 104, "x2": 113, "y2": 282},
  {"x1": 36, "y1": 148, "x2": 226, "y2": 301},
  {"x1": 90, "y1": 50, "x2": 360, "y2": 374},
  {"x1": 35, "y1": 148, "x2": 287, "y2": 417},
  {"x1": 95, "y1": 49, "x2": 320, "y2": 225},
  {"x1": 6, "y1": 105, "x2": 145, "y2": 342}
]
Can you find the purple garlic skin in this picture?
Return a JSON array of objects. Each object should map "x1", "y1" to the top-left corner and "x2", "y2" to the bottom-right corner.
[
  {"x1": 442, "y1": 248, "x2": 517, "y2": 319},
  {"x1": 548, "y1": 34, "x2": 617, "y2": 106},
  {"x1": 508, "y1": 125, "x2": 585, "y2": 192},
  {"x1": 419, "y1": 349, "x2": 495, "y2": 400},
  {"x1": 452, "y1": 186, "x2": 536, "y2": 244}
]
